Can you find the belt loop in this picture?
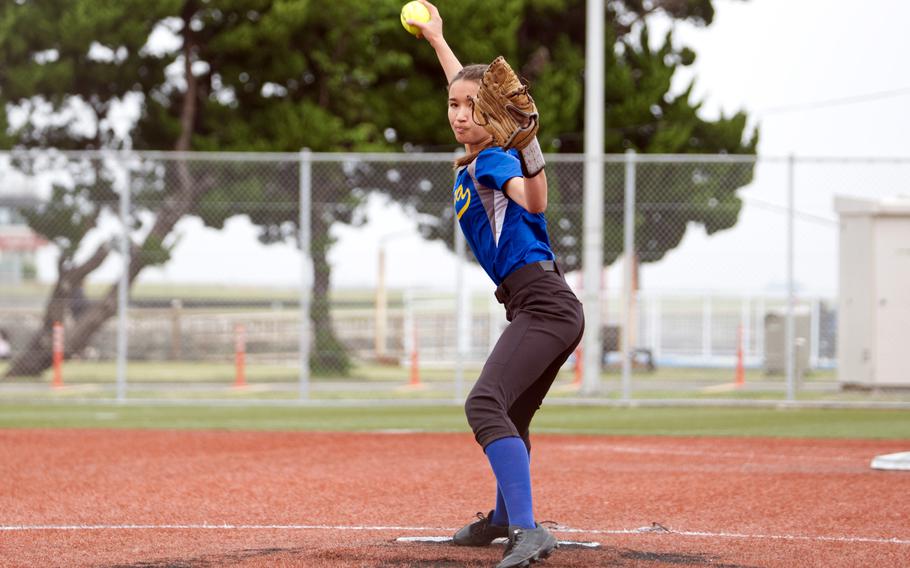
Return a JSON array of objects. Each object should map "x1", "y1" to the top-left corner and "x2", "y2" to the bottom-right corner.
[{"x1": 538, "y1": 259, "x2": 558, "y2": 275}]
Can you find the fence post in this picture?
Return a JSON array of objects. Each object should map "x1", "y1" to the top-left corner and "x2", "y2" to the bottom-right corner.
[
  {"x1": 170, "y1": 299, "x2": 183, "y2": 360},
  {"x1": 581, "y1": 0, "x2": 605, "y2": 395},
  {"x1": 298, "y1": 149, "x2": 312, "y2": 400},
  {"x1": 785, "y1": 154, "x2": 796, "y2": 401},
  {"x1": 757, "y1": 297, "x2": 766, "y2": 366},
  {"x1": 810, "y1": 298, "x2": 821, "y2": 369},
  {"x1": 116, "y1": 163, "x2": 130, "y2": 403},
  {"x1": 621, "y1": 149, "x2": 636, "y2": 402}
]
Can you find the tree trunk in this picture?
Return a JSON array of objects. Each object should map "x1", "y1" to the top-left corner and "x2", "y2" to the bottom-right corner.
[
  {"x1": 5, "y1": 281, "x2": 71, "y2": 377},
  {"x1": 5, "y1": 244, "x2": 111, "y2": 378},
  {"x1": 309, "y1": 213, "x2": 351, "y2": 375},
  {"x1": 3, "y1": 4, "x2": 205, "y2": 380},
  {"x1": 4, "y1": 182, "x2": 205, "y2": 378}
]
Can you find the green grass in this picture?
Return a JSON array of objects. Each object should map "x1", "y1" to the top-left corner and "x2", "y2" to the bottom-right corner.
[
  {"x1": 0, "y1": 360, "x2": 837, "y2": 384},
  {"x1": 534, "y1": 406, "x2": 910, "y2": 439},
  {"x1": 1, "y1": 403, "x2": 907, "y2": 439},
  {"x1": 3, "y1": 360, "x2": 909, "y2": 408}
]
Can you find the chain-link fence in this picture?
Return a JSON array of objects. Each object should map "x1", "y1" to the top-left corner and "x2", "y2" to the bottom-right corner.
[{"x1": 1, "y1": 150, "x2": 908, "y2": 406}]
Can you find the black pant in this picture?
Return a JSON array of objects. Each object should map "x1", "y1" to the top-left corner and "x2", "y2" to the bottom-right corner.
[{"x1": 465, "y1": 261, "x2": 585, "y2": 451}]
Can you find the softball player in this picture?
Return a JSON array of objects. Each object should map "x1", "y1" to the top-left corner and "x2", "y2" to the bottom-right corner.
[{"x1": 409, "y1": 3, "x2": 585, "y2": 567}]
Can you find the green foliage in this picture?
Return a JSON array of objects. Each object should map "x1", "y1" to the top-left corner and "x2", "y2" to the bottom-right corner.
[
  {"x1": 138, "y1": 234, "x2": 174, "y2": 267},
  {"x1": 2, "y1": 0, "x2": 758, "y2": 373},
  {"x1": 373, "y1": 1, "x2": 757, "y2": 272},
  {"x1": 0, "y1": 0, "x2": 178, "y2": 148},
  {"x1": 1, "y1": 0, "x2": 754, "y2": 152},
  {"x1": 2, "y1": 0, "x2": 757, "y2": 266},
  {"x1": 17, "y1": 160, "x2": 118, "y2": 261}
]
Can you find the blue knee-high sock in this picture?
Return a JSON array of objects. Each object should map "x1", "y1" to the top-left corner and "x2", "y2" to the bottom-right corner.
[
  {"x1": 491, "y1": 483, "x2": 508, "y2": 526},
  {"x1": 485, "y1": 436, "x2": 535, "y2": 529},
  {"x1": 491, "y1": 445, "x2": 530, "y2": 526}
]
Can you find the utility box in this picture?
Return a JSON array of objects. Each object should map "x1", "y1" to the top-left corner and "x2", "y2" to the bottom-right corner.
[
  {"x1": 763, "y1": 310, "x2": 811, "y2": 375},
  {"x1": 835, "y1": 196, "x2": 910, "y2": 388}
]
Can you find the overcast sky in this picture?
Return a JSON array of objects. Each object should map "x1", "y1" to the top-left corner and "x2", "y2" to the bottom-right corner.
[
  {"x1": 40, "y1": 0, "x2": 910, "y2": 296},
  {"x1": 668, "y1": 0, "x2": 910, "y2": 157}
]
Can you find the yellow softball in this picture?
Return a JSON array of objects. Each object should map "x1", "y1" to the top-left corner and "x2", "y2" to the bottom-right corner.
[{"x1": 400, "y1": 1, "x2": 430, "y2": 37}]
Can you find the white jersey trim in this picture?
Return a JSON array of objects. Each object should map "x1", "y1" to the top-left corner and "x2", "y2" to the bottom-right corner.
[
  {"x1": 467, "y1": 159, "x2": 510, "y2": 248},
  {"x1": 492, "y1": 190, "x2": 508, "y2": 247}
]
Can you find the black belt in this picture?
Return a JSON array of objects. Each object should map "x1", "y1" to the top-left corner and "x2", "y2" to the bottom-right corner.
[{"x1": 494, "y1": 260, "x2": 560, "y2": 304}]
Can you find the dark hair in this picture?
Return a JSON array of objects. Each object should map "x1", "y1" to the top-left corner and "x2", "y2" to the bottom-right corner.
[
  {"x1": 448, "y1": 64, "x2": 487, "y2": 88},
  {"x1": 449, "y1": 64, "x2": 494, "y2": 168}
]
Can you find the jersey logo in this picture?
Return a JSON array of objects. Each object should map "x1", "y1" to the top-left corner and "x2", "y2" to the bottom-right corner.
[{"x1": 454, "y1": 183, "x2": 471, "y2": 220}]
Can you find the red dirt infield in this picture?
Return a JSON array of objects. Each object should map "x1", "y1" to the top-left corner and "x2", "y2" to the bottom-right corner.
[{"x1": 1, "y1": 430, "x2": 908, "y2": 567}]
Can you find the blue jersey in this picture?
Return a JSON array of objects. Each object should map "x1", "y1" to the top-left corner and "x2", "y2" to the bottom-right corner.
[{"x1": 453, "y1": 147, "x2": 555, "y2": 285}]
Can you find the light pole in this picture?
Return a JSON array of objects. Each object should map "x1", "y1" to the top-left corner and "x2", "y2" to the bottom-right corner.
[{"x1": 375, "y1": 230, "x2": 412, "y2": 361}]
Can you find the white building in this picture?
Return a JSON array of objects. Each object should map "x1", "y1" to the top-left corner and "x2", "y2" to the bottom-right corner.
[
  {"x1": 836, "y1": 196, "x2": 910, "y2": 388},
  {"x1": 0, "y1": 179, "x2": 46, "y2": 284}
]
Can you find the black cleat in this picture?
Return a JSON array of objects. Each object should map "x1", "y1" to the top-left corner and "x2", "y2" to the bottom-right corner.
[
  {"x1": 452, "y1": 510, "x2": 509, "y2": 546},
  {"x1": 496, "y1": 524, "x2": 558, "y2": 568}
]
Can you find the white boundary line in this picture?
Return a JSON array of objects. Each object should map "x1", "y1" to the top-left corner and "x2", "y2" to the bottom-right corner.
[
  {"x1": 0, "y1": 523, "x2": 907, "y2": 545},
  {"x1": 561, "y1": 444, "x2": 862, "y2": 462}
]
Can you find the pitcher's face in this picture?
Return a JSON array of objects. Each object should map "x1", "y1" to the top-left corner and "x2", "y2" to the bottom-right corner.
[{"x1": 448, "y1": 79, "x2": 489, "y2": 147}]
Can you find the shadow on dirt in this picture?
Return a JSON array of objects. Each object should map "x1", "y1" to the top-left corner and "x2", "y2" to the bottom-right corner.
[
  {"x1": 618, "y1": 548, "x2": 762, "y2": 568},
  {"x1": 102, "y1": 546, "x2": 311, "y2": 568},
  {"x1": 102, "y1": 543, "x2": 761, "y2": 568}
]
